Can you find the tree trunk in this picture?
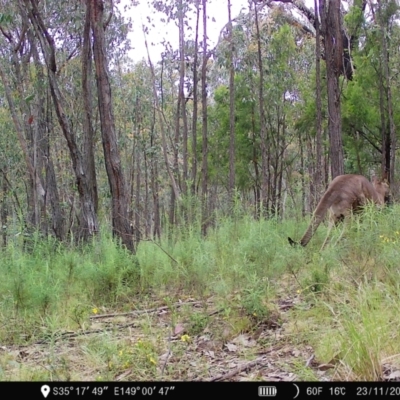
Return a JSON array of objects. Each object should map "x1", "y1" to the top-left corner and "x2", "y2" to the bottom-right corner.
[
  {"x1": 81, "y1": 3, "x2": 99, "y2": 214},
  {"x1": 135, "y1": 142, "x2": 141, "y2": 244},
  {"x1": 89, "y1": 0, "x2": 134, "y2": 252},
  {"x1": 177, "y1": 0, "x2": 188, "y2": 196},
  {"x1": 228, "y1": 0, "x2": 236, "y2": 205},
  {"x1": 150, "y1": 110, "x2": 161, "y2": 240},
  {"x1": 300, "y1": 131, "x2": 306, "y2": 218},
  {"x1": 201, "y1": 0, "x2": 209, "y2": 236},
  {"x1": 320, "y1": 0, "x2": 344, "y2": 178},
  {"x1": 1, "y1": 167, "x2": 8, "y2": 247},
  {"x1": 254, "y1": 3, "x2": 269, "y2": 216},
  {"x1": 251, "y1": 112, "x2": 261, "y2": 219},
  {"x1": 378, "y1": 58, "x2": 389, "y2": 178},
  {"x1": 191, "y1": 0, "x2": 200, "y2": 196},
  {"x1": 143, "y1": 146, "x2": 150, "y2": 238},
  {"x1": 314, "y1": 0, "x2": 324, "y2": 201}
]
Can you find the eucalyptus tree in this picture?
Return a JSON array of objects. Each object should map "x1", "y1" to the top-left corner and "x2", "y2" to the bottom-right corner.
[
  {"x1": 253, "y1": 1, "x2": 270, "y2": 216},
  {"x1": 227, "y1": 0, "x2": 236, "y2": 204},
  {"x1": 88, "y1": 0, "x2": 134, "y2": 252},
  {"x1": 200, "y1": 0, "x2": 209, "y2": 234}
]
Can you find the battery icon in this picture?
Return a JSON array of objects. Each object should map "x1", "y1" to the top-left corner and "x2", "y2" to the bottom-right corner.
[{"x1": 258, "y1": 386, "x2": 277, "y2": 397}]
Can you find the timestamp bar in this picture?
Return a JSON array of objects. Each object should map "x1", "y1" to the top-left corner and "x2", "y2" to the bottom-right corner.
[{"x1": 1, "y1": 381, "x2": 400, "y2": 399}]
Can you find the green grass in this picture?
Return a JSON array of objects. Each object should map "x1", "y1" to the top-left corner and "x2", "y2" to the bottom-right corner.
[{"x1": 1, "y1": 205, "x2": 400, "y2": 380}]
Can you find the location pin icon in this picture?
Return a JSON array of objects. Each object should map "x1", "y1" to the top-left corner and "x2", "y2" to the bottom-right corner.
[{"x1": 41, "y1": 385, "x2": 50, "y2": 398}]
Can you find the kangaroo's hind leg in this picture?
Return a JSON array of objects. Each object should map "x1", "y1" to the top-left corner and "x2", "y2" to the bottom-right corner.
[
  {"x1": 320, "y1": 212, "x2": 345, "y2": 251},
  {"x1": 320, "y1": 209, "x2": 337, "y2": 251},
  {"x1": 333, "y1": 215, "x2": 349, "y2": 247},
  {"x1": 320, "y1": 220, "x2": 334, "y2": 251}
]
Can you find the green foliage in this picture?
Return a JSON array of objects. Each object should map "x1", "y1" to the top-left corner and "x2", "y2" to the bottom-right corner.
[
  {"x1": 188, "y1": 312, "x2": 209, "y2": 336},
  {"x1": 208, "y1": 75, "x2": 259, "y2": 191},
  {"x1": 239, "y1": 272, "x2": 271, "y2": 321},
  {"x1": 0, "y1": 230, "x2": 139, "y2": 344}
]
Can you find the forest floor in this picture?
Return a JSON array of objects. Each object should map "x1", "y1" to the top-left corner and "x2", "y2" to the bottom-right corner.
[
  {"x1": 2, "y1": 279, "x2": 400, "y2": 382},
  {"x1": 0, "y1": 288, "x2": 323, "y2": 381}
]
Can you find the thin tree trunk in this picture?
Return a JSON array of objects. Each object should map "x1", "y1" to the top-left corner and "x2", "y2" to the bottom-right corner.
[
  {"x1": 1, "y1": 167, "x2": 8, "y2": 247},
  {"x1": 135, "y1": 143, "x2": 141, "y2": 244},
  {"x1": 252, "y1": 132, "x2": 260, "y2": 218},
  {"x1": 227, "y1": 0, "x2": 236, "y2": 206},
  {"x1": 191, "y1": 0, "x2": 200, "y2": 196},
  {"x1": 201, "y1": 0, "x2": 209, "y2": 236},
  {"x1": 150, "y1": 109, "x2": 161, "y2": 240},
  {"x1": 378, "y1": 57, "x2": 389, "y2": 178},
  {"x1": 254, "y1": 3, "x2": 269, "y2": 216},
  {"x1": 314, "y1": 0, "x2": 323, "y2": 201},
  {"x1": 300, "y1": 131, "x2": 306, "y2": 218},
  {"x1": 143, "y1": 146, "x2": 150, "y2": 238},
  {"x1": 178, "y1": 0, "x2": 188, "y2": 196},
  {"x1": 320, "y1": 0, "x2": 344, "y2": 178},
  {"x1": 81, "y1": 3, "x2": 99, "y2": 214}
]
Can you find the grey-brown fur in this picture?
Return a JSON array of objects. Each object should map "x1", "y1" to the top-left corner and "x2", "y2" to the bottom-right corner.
[{"x1": 288, "y1": 174, "x2": 390, "y2": 247}]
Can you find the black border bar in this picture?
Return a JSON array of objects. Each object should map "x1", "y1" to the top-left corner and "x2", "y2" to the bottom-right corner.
[{"x1": 2, "y1": 381, "x2": 400, "y2": 399}]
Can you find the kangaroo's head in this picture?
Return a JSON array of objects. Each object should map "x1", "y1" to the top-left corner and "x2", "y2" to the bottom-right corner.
[{"x1": 372, "y1": 175, "x2": 390, "y2": 204}]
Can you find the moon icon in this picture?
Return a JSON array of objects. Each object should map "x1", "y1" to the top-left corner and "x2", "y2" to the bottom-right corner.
[{"x1": 293, "y1": 383, "x2": 300, "y2": 399}]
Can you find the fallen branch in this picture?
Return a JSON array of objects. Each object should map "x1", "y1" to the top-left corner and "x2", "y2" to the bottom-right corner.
[
  {"x1": 204, "y1": 355, "x2": 268, "y2": 382},
  {"x1": 34, "y1": 322, "x2": 139, "y2": 345},
  {"x1": 90, "y1": 300, "x2": 205, "y2": 320}
]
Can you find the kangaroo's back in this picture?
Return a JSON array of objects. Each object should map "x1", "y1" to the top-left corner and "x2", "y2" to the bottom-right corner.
[{"x1": 288, "y1": 174, "x2": 389, "y2": 248}]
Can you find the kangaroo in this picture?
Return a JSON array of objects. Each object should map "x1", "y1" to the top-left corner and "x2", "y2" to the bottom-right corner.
[{"x1": 288, "y1": 174, "x2": 390, "y2": 248}]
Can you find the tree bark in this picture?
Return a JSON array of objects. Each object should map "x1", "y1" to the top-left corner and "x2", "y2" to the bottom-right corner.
[
  {"x1": 150, "y1": 109, "x2": 161, "y2": 240},
  {"x1": 89, "y1": 0, "x2": 134, "y2": 252},
  {"x1": 177, "y1": 0, "x2": 188, "y2": 196},
  {"x1": 254, "y1": 3, "x2": 269, "y2": 216},
  {"x1": 1, "y1": 167, "x2": 8, "y2": 247},
  {"x1": 201, "y1": 0, "x2": 209, "y2": 235},
  {"x1": 81, "y1": 3, "x2": 99, "y2": 214},
  {"x1": 191, "y1": 0, "x2": 200, "y2": 196},
  {"x1": 314, "y1": 0, "x2": 323, "y2": 202},
  {"x1": 227, "y1": 0, "x2": 236, "y2": 205},
  {"x1": 320, "y1": 0, "x2": 344, "y2": 178}
]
